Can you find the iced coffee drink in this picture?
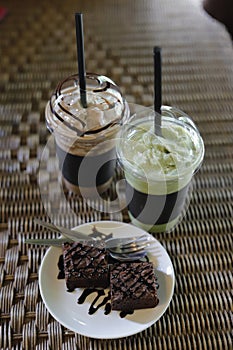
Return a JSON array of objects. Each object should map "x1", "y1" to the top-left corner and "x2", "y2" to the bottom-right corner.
[
  {"x1": 45, "y1": 73, "x2": 129, "y2": 196},
  {"x1": 117, "y1": 105, "x2": 205, "y2": 233}
]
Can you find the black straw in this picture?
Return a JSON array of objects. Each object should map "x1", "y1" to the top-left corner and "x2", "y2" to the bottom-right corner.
[
  {"x1": 153, "y1": 46, "x2": 162, "y2": 136},
  {"x1": 75, "y1": 13, "x2": 87, "y2": 108}
]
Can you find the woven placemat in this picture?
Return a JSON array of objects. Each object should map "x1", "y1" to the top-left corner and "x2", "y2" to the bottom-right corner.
[{"x1": 0, "y1": 0, "x2": 232, "y2": 349}]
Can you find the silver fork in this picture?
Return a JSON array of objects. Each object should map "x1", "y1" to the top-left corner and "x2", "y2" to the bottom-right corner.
[{"x1": 25, "y1": 219, "x2": 155, "y2": 261}]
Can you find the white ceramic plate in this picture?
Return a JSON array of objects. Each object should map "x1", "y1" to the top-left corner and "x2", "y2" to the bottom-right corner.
[{"x1": 39, "y1": 221, "x2": 175, "y2": 339}]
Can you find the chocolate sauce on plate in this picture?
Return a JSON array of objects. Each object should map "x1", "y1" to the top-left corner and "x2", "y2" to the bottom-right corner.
[
  {"x1": 78, "y1": 288, "x2": 111, "y2": 315},
  {"x1": 56, "y1": 228, "x2": 159, "y2": 319}
]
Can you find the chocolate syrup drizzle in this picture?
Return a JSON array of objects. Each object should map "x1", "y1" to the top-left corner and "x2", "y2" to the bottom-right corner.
[
  {"x1": 78, "y1": 288, "x2": 111, "y2": 315},
  {"x1": 77, "y1": 288, "x2": 137, "y2": 318},
  {"x1": 50, "y1": 74, "x2": 124, "y2": 136},
  {"x1": 57, "y1": 255, "x2": 159, "y2": 318},
  {"x1": 57, "y1": 227, "x2": 159, "y2": 319}
]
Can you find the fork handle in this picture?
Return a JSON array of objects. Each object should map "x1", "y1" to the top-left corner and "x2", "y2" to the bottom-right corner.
[
  {"x1": 34, "y1": 218, "x2": 89, "y2": 240},
  {"x1": 24, "y1": 238, "x2": 73, "y2": 246}
]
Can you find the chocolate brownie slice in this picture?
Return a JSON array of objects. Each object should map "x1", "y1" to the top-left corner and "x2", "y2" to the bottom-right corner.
[
  {"x1": 110, "y1": 262, "x2": 158, "y2": 311},
  {"x1": 62, "y1": 241, "x2": 109, "y2": 291}
]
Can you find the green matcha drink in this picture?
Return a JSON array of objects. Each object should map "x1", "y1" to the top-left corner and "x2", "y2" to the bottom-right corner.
[{"x1": 117, "y1": 105, "x2": 205, "y2": 233}]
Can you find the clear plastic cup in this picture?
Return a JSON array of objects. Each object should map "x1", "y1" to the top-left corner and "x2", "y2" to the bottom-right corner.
[
  {"x1": 45, "y1": 73, "x2": 129, "y2": 196},
  {"x1": 116, "y1": 104, "x2": 205, "y2": 233}
]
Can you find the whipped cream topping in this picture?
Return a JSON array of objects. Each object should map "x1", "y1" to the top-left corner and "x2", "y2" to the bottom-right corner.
[
  {"x1": 119, "y1": 117, "x2": 204, "y2": 181},
  {"x1": 47, "y1": 74, "x2": 127, "y2": 137}
]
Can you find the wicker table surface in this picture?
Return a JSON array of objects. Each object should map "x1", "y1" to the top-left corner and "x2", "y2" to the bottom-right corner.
[{"x1": 0, "y1": 0, "x2": 232, "y2": 349}]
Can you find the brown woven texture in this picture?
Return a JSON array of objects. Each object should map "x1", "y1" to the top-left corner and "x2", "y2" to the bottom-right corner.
[{"x1": 0, "y1": 0, "x2": 233, "y2": 349}]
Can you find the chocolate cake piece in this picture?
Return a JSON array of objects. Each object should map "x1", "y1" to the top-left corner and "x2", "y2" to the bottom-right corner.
[
  {"x1": 62, "y1": 241, "x2": 109, "y2": 291},
  {"x1": 110, "y1": 262, "x2": 158, "y2": 311}
]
